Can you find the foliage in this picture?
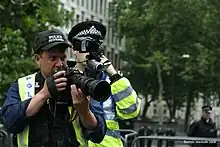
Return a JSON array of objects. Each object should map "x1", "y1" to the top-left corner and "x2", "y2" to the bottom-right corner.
[
  {"x1": 0, "y1": 0, "x2": 74, "y2": 104},
  {"x1": 112, "y1": 0, "x2": 220, "y2": 120}
]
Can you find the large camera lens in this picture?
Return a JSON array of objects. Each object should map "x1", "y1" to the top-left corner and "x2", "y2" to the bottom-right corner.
[
  {"x1": 87, "y1": 80, "x2": 111, "y2": 102},
  {"x1": 67, "y1": 72, "x2": 111, "y2": 102}
]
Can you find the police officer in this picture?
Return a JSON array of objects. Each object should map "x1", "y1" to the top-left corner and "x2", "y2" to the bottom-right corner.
[
  {"x1": 1, "y1": 29, "x2": 106, "y2": 147},
  {"x1": 138, "y1": 126, "x2": 146, "y2": 147},
  {"x1": 146, "y1": 126, "x2": 153, "y2": 147},
  {"x1": 188, "y1": 105, "x2": 217, "y2": 147},
  {"x1": 68, "y1": 21, "x2": 141, "y2": 147},
  {"x1": 156, "y1": 127, "x2": 165, "y2": 147},
  {"x1": 165, "y1": 128, "x2": 175, "y2": 147}
]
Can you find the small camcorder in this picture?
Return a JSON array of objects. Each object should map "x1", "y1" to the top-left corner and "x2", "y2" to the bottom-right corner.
[{"x1": 71, "y1": 36, "x2": 107, "y2": 71}]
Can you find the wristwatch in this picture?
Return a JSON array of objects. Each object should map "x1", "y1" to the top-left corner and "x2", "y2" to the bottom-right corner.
[{"x1": 109, "y1": 70, "x2": 123, "y2": 84}]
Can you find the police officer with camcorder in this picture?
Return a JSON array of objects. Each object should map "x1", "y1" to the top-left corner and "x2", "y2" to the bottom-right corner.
[
  {"x1": 1, "y1": 29, "x2": 107, "y2": 147},
  {"x1": 68, "y1": 21, "x2": 141, "y2": 147}
]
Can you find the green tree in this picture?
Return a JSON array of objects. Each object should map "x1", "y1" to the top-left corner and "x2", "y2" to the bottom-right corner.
[
  {"x1": 112, "y1": 0, "x2": 220, "y2": 128},
  {"x1": 0, "y1": 0, "x2": 74, "y2": 104}
]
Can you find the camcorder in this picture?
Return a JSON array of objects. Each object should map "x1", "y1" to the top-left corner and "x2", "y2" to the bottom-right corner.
[
  {"x1": 71, "y1": 36, "x2": 111, "y2": 72},
  {"x1": 46, "y1": 60, "x2": 111, "y2": 104}
]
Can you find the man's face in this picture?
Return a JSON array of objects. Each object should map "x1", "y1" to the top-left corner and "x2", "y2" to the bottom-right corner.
[
  {"x1": 74, "y1": 50, "x2": 89, "y2": 65},
  {"x1": 202, "y1": 110, "x2": 211, "y2": 119},
  {"x1": 35, "y1": 48, "x2": 67, "y2": 77}
]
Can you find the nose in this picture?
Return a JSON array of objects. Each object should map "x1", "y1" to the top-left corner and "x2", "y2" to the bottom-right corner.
[{"x1": 55, "y1": 57, "x2": 64, "y2": 68}]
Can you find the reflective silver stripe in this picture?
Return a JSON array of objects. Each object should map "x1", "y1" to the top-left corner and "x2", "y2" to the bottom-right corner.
[
  {"x1": 106, "y1": 130, "x2": 121, "y2": 138},
  {"x1": 113, "y1": 86, "x2": 133, "y2": 102},
  {"x1": 119, "y1": 96, "x2": 139, "y2": 114},
  {"x1": 105, "y1": 113, "x2": 115, "y2": 120},
  {"x1": 103, "y1": 96, "x2": 116, "y2": 120}
]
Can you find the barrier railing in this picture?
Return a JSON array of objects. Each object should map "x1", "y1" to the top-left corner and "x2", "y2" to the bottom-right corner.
[
  {"x1": 0, "y1": 124, "x2": 14, "y2": 147},
  {"x1": 119, "y1": 129, "x2": 138, "y2": 147},
  {"x1": 0, "y1": 129, "x2": 9, "y2": 147},
  {"x1": 131, "y1": 135, "x2": 220, "y2": 147}
]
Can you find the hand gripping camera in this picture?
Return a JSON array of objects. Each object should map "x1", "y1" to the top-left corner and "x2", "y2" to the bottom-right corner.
[{"x1": 46, "y1": 60, "x2": 111, "y2": 103}]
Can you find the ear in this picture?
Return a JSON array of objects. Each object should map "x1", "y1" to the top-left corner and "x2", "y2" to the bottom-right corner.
[{"x1": 34, "y1": 54, "x2": 41, "y2": 65}]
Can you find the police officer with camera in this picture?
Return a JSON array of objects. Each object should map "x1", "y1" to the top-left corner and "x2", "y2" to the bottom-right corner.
[
  {"x1": 68, "y1": 21, "x2": 141, "y2": 147},
  {"x1": 1, "y1": 29, "x2": 107, "y2": 147}
]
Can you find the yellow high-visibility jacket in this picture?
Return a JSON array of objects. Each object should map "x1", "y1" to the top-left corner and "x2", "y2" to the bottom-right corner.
[
  {"x1": 89, "y1": 73, "x2": 141, "y2": 147},
  {"x1": 16, "y1": 73, "x2": 104, "y2": 147}
]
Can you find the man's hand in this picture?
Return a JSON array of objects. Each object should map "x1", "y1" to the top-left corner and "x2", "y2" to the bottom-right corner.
[
  {"x1": 41, "y1": 70, "x2": 68, "y2": 98},
  {"x1": 71, "y1": 85, "x2": 97, "y2": 129},
  {"x1": 26, "y1": 71, "x2": 67, "y2": 117},
  {"x1": 100, "y1": 55, "x2": 117, "y2": 76}
]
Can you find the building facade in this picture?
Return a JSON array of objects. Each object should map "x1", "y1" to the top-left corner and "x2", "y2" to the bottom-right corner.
[{"x1": 59, "y1": 0, "x2": 124, "y2": 70}]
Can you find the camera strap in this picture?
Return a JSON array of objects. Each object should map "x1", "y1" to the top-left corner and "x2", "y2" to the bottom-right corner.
[{"x1": 46, "y1": 76, "x2": 59, "y2": 99}]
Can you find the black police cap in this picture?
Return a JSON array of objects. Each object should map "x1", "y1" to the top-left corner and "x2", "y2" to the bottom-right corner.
[
  {"x1": 33, "y1": 29, "x2": 72, "y2": 53},
  {"x1": 202, "y1": 105, "x2": 212, "y2": 112},
  {"x1": 68, "y1": 21, "x2": 106, "y2": 42}
]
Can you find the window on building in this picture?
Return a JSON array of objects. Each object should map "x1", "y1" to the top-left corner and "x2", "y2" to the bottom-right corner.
[
  {"x1": 81, "y1": 0, "x2": 84, "y2": 7},
  {"x1": 163, "y1": 109, "x2": 167, "y2": 114},
  {"x1": 100, "y1": 0, "x2": 103, "y2": 14},
  {"x1": 153, "y1": 109, "x2": 157, "y2": 114},
  {"x1": 107, "y1": 22, "x2": 111, "y2": 44},
  {"x1": 71, "y1": 7, "x2": 75, "y2": 13},
  {"x1": 119, "y1": 38, "x2": 122, "y2": 46},
  {"x1": 72, "y1": 0, "x2": 74, "y2": 2},
  {"x1": 104, "y1": 0, "x2": 107, "y2": 17},
  {"x1": 81, "y1": 11, "x2": 85, "y2": 22},
  {"x1": 95, "y1": 0, "x2": 98, "y2": 13},
  {"x1": 76, "y1": 14, "x2": 80, "y2": 23},
  {"x1": 86, "y1": 0, "x2": 89, "y2": 9},
  {"x1": 111, "y1": 48, "x2": 114, "y2": 63},
  {"x1": 107, "y1": 51, "x2": 111, "y2": 60},
  {"x1": 91, "y1": 0, "x2": 94, "y2": 11},
  {"x1": 108, "y1": 2, "x2": 113, "y2": 17},
  {"x1": 115, "y1": 54, "x2": 118, "y2": 69},
  {"x1": 111, "y1": 28, "x2": 114, "y2": 44},
  {"x1": 65, "y1": 11, "x2": 69, "y2": 28},
  {"x1": 86, "y1": 18, "x2": 89, "y2": 21},
  {"x1": 100, "y1": 19, "x2": 103, "y2": 23},
  {"x1": 91, "y1": 15, "x2": 94, "y2": 20},
  {"x1": 77, "y1": 0, "x2": 80, "y2": 5},
  {"x1": 103, "y1": 45, "x2": 107, "y2": 55}
]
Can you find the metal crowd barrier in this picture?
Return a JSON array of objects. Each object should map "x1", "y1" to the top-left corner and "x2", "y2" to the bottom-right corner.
[
  {"x1": 0, "y1": 129, "x2": 9, "y2": 147},
  {"x1": 119, "y1": 129, "x2": 138, "y2": 147},
  {"x1": 0, "y1": 124, "x2": 13, "y2": 147},
  {"x1": 131, "y1": 135, "x2": 220, "y2": 147}
]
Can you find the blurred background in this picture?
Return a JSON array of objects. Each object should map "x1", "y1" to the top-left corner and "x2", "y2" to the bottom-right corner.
[{"x1": 1, "y1": 0, "x2": 220, "y2": 146}]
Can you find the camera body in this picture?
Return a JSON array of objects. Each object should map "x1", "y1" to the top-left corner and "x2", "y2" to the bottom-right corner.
[
  {"x1": 72, "y1": 36, "x2": 104, "y2": 71},
  {"x1": 55, "y1": 65, "x2": 111, "y2": 103}
]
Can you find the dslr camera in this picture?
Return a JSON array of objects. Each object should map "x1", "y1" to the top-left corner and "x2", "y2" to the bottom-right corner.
[{"x1": 47, "y1": 60, "x2": 111, "y2": 103}]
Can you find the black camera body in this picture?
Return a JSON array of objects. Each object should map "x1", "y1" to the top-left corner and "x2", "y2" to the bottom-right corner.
[{"x1": 51, "y1": 63, "x2": 111, "y2": 103}]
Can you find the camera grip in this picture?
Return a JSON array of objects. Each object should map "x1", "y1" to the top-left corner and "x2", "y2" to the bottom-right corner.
[{"x1": 46, "y1": 76, "x2": 59, "y2": 99}]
